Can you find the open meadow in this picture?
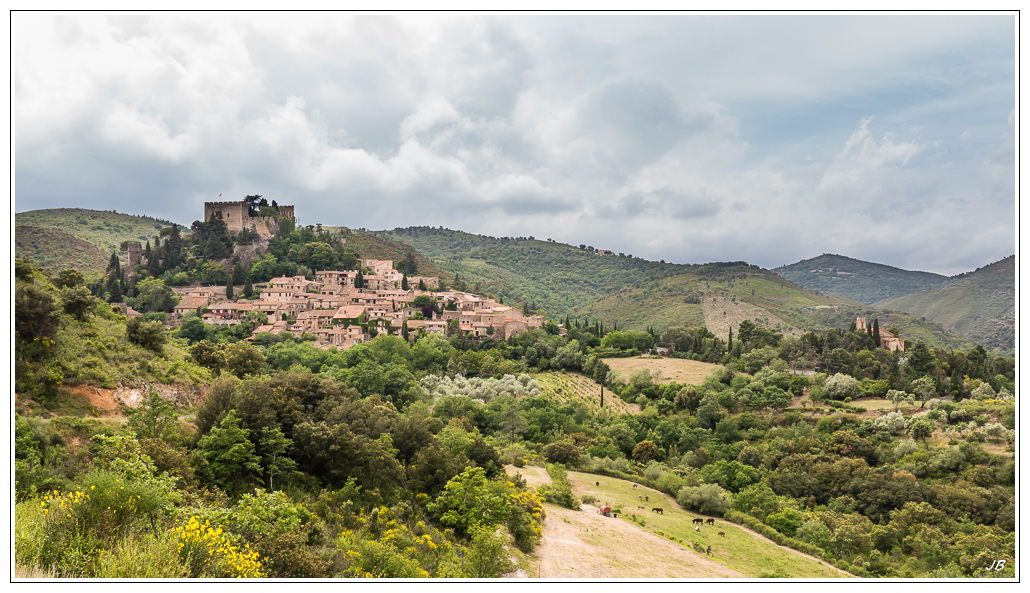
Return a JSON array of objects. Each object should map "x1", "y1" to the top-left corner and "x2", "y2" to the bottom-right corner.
[{"x1": 602, "y1": 356, "x2": 719, "y2": 385}]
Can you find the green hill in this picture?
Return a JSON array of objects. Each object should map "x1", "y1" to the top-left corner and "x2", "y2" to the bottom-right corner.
[
  {"x1": 772, "y1": 254, "x2": 949, "y2": 304},
  {"x1": 874, "y1": 256, "x2": 1014, "y2": 354},
  {"x1": 15, "y1": 208, "x2": 184, "y2": 263},
  {"x1": 374, "y1": 227, "x2": 972, "y2": 349},
  {"x1": 14, "y1": 225, "x2": 109, "y2": 274}
]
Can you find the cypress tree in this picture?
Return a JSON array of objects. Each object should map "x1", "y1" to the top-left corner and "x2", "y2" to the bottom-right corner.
[
  {"x1": 402, "y1": 320, "x2": 409, "y2": 341},
  {"x1": 107, "y1": 252, "x2": 121, "y2": 275},
  {"x1": 402, "y1": 274, "x2": 409, "y2": 291},
  {"x1": 355, "y1": 270, "x2": 364, "y2": 289},
  {"x1": 873, "y1": 318, "x2": 881, "y2": 347},
  {"x1": 144, "y1": 241, "x2": 151, "y2": 261},
  {"x1": 728, "y1": 327, "x2": 733, "y2": 350},
  {"x1": 226, "y1": 276, "x2": 234, "y2": 301},
  {"x1": 244, "y1": 275, "x2": 253, "y2": 299}
]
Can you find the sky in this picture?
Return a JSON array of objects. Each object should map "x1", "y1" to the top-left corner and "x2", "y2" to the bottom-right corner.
[{"x1": 13, "y1": 13, "x2": 1017, "y2": 276}]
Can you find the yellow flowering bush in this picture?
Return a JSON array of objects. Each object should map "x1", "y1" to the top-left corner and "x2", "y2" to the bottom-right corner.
[
  {"x1": 335, "y1": 506, "x2": 461, "y2": 578},
  {"x1": 174, "y1": 516, "x2": 264, "y2": 578}
]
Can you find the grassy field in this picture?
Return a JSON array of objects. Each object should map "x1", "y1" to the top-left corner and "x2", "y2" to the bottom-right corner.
[
  {"x1": 565, "y1": 471, "x2": 847, "y2": 578},
  {"x1": 533, "y1": 372, "x2": 639, "y2": 415},
  {"x1": 602, "y1": 356, "x2": 719, "y2": 385}
]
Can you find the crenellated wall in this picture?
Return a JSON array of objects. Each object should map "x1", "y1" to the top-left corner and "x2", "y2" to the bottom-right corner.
[{"x1": 204, "y1": 200, "x2": 295, "y2": 237}]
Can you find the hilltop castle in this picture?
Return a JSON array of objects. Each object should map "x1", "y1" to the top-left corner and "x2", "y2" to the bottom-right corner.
[{"x1": 204, "y1": 199, "x2": 295, "y2": 238}]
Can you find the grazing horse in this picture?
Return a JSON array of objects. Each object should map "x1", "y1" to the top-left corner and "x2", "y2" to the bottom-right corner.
[
  {"x1": 706, "y1": 518, "x2": 715, "y2": 525},
  {"x1": 651, "y1": 508, "x2": 664, "y2": 515},
  {"x1": 692, "y1": 518, "x2": 704, "y2": 525},
  {"x1": 645, "y1": 496, "x2": 649, "y2": 502},
  {"x1": 638, "y1": 506, "x2": 646, "y2": 510},
  {"x1": 633, "y1": 484, "x2": 638, "y2": 489},
  {"x1": 718, "y1": 531, "x2": 726, "y2": 537}
]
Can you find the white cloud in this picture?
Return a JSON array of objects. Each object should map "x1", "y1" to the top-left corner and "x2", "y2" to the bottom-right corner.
[{"x1": 14, "y1": 13, "x2": 1015, "y2": 276}]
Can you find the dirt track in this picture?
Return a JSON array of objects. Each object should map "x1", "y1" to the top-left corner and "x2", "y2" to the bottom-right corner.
[{"x1": 514, "y1": 466, "x2": 744, "y2": 578}]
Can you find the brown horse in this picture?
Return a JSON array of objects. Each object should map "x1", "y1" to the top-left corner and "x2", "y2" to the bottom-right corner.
[
  {"x1": 652, "y1": 508, "x2": 664, "y2": 515},
  {"x1": 706, "y1": 518, "x2": 715, "y2": 525},
  {"x1": 718, "y1": 531, "x2": 726, "y2": 537},
  {"x1": 692, "y1": 518, "x2": 704, "y2": 525}
]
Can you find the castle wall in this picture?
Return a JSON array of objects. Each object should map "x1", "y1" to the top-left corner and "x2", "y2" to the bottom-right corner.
[{"x1": 204, "y1": 201, "x2": 295, "y2": 237}]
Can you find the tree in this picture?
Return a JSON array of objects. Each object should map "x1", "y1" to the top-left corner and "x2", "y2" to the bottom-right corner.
[
  {"x1": 225, "y1": 276, "x2": 234, "y2": 301},
  {"x1": 823, "y1": 373, "x2": 859, "y2": 401},
  {"x1": 401, "y1": 274, "x2": 409, "y2": 291},
  {"x1": 223, "y1": 341, "x2": 266, "y2": 378},
  {"x1": 426, "y1": 467, "x2": 511, "y2": 539},
  {"x1": 632, "y1": 440, "x2": 660, "y2": 464},
  {"x1": 54, "y1": 269, "x2": 85, "y2": 289},
  {"x1": 127, "y1": 390, "x2": 178, "y2": 441},
  {"x1": 354, "y1": 270, "x2": 364, "y2": 289},
  {"x1": 59, "y1": 285, "x2": 100, "y2": 321},
  {"x1": 196, "y1": 410, "x2": 262, "y2": 496},
  {"x1": 259, "y1": 427, "x2": 298, "y2": 490},
  {"x1": 910, "y1": 375, "x2": 937, "y2": 408},
  {"x1": 909, "y1": 418, "x2": 934, "y2": 448},
  {"x1": 872, "y1": 318, "x2": 881, "y2": 346},
  {"x1": 498, "y1": 400, "x2": 527, "y2": 444},
  {"x1": 244, "y1": 275, "x2": 254, "y2": 299},
  {"x1": 126, "y1": 317, "x2": 167, "y2": 352}
]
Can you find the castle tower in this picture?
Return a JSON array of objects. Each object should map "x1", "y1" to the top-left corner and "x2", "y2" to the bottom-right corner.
[{"x1": 126, "y1": 241, "x2": 142, "y2": 276}]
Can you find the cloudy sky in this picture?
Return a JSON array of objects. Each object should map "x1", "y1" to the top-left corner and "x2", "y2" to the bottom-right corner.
[{"x1": 14, "y1": 13, "x2": 1016, "y2": 275}]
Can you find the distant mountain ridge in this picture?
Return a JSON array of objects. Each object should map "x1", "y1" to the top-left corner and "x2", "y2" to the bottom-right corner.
[
  {"x1": 772, "y1": 253, "x2": 949, "y2": 304},
  {"x1": 774, "y1": 253, "x2": 1014, "y2": 353},
  {"x1": 375, "y1": 227, "x2": 975, "y2": 350},
  {"x1": 874, "y1": 256, "x2": 1014, "y2": 354}
]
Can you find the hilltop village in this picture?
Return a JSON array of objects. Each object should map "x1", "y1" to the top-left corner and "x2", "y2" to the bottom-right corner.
[
  {"x1": 126, "y1": 199, "x2": 543, "y2": 348},
  {"x1": 169, "y1": 260, "x2": 546, "y2": 349}
]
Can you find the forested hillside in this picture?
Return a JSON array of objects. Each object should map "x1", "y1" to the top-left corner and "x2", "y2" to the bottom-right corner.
[
  {"x1": 15, "y1": 225, "x2": 110, "y2": 274},
  {"x1": 772, "y1": 254, "x2": 949, "y2": 304},
  {"x1": 874, "y1": 256, "x2": 1014, "y2": 354},
  {"x1": 16, "y1": 208, "x2": 183, "y2": 260},
  {"x1": 377, "y1": 227, "x2": 974, "y2": 351}
]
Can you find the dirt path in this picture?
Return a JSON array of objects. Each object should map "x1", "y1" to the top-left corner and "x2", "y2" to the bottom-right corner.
[{"x1": 513, "y1": 466, "x2": 744, "y2": 578}]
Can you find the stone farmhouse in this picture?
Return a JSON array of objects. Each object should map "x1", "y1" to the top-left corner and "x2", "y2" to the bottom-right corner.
[{"x1": 855, "y1": 317, "x2": 905, "y2": 352}]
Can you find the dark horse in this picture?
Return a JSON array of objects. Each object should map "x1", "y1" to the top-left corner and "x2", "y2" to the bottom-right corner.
[
  {"x1": 692, "y1": 518, "x2": 704, "y2": 525},
  {"x1": 652, "y1": 508, "x2": 664, "y2": 515},
  {"x1": 706, "y1": 518, "x2": 715, "y2": 525}
]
